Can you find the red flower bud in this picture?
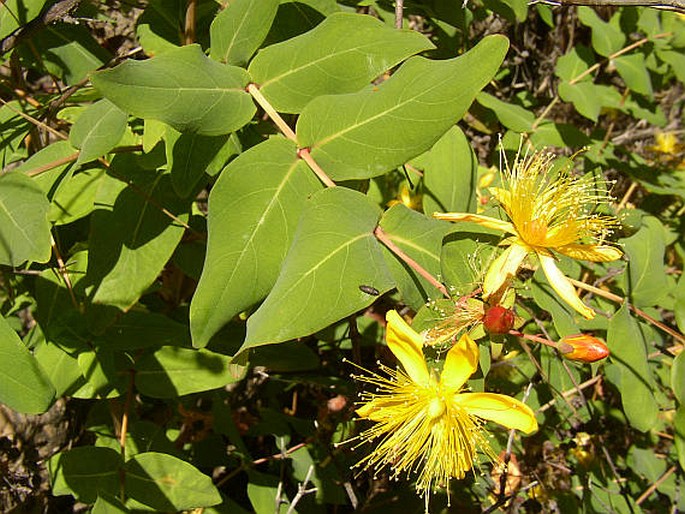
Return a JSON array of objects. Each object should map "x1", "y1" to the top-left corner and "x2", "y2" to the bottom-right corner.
[
  {"x1": 558, "y1": 334, "x2": 609, "y2": 363},
  {"x1": 483, "y1": 305, "x2": 515, "y2": 335}
]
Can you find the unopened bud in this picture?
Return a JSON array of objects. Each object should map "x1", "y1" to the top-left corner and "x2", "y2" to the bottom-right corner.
[
  {"x1": 483, "y1": 305, "x2": 515, "y2": 335},
  {"x1": 558, "y1": 334, "x2": 609, "y2": 363}
]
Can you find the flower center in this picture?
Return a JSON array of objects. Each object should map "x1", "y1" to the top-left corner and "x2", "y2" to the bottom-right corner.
[
  {"x1": 520, "y1": 218, "x2": 548, "y2": 246},
  {"x1": 427, "y1": 396, "x2": 446, "y2": 420}
]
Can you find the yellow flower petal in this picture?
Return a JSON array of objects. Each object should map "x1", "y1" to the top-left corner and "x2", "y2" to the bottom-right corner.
[
  {"x1": 454, "y1": 392, "x2": 538, "y2": 434},
  {"x1": 556, "y1": 244, "x2": 623, "y2": 262},
  {"x1": 385, "y1": 310, "x2": 430, "y2": 386},
  {"x1": 432, "y1": 212, "x2": 516, "y2": 234},
  {"x1": 441, "y1": 333, "x2": 479, "y2": 390},
  {"x1": 483, "y1": 243, "x2": 529, "y2": 299},
  {"x1": 538, "y1": 253, "x2": 595, "y2": 319}
]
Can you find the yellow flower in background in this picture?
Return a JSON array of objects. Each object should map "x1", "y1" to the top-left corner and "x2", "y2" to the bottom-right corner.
[
  {"x1": 353, "y1": 311, "x2": 537, "y2": 509},
  {"x1": 388, "y1": 184, "x2": 423, "y2": 211},
  {"x1": 434, "y1": 150, "x2": 622, "y2": 319}
]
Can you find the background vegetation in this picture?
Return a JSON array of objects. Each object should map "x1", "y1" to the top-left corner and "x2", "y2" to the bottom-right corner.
[{"x1": 0, "y1": 0, "x2": 684, "y2": 512}]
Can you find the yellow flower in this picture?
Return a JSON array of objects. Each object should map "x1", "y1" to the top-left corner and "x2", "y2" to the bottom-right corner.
[
  {"x1": 388, "y1": 184, "x2": 423, "y2": 211},
  {"x1": 433, "y1": 151, "x2": 622, "y2": 319},
  {"x1": 353, "y1": 311, "x2": 537, "y2": 508}
]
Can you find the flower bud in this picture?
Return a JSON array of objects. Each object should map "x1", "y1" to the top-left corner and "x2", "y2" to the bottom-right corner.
[
  {"x1": 557, "y1": 334, "x2": 609, "y2": 363},
  {"x1": 482, "y1": 305, "x2": 515, "y2": 335}
]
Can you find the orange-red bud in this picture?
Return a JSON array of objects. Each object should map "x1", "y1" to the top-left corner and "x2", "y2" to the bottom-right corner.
[
  {"x1": 483, "y1": 305, "x2": 515, "y2": 335},
  {"x1": 558, "y1": 334, "x2": 609, "y2": 363}
]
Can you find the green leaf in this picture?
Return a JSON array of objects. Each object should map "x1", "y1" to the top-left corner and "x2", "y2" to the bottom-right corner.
[
  {"x1": 49, "y1": 447, "x2": 122, "y2": 504},
  {"x1": 13, "y1": 140, "x2": 78, "y2": 194},
  {"x1": 96, "y1": 310, "x2": 191, "y2": 350},
  {"x1": 0, "y1": 0, "x2": 47, "y2": 42},
  {"x1": 93, "y1": 492, "x2": 129, "y2": 514},
  {"x1": 248, "y1": 12, "x2": 434, "y2": 113},
  {"x1": 247, "y1": 471, "x2": 289, "y2": 514},
  {"x1": 555, "y1": 45, "x2": 594, "y2": 82},
  {"x1": 0, "y1": 100, "x2": 31, "y2": 167},
  {"x1": 531, "y1": 271, "x2": 581, "y2": 337},
  {"x1": 20, "y1": 25, "x2": 111, "y2": 85},
  {"x1": 675, "y1": 405, "x2": 685, "y2": 470},
  {"x1": 414, "y1": 126, "x2": 478, "y2": 215},
  {"x1": 34, "y1": 341, "x2": 83, "y2": 397},
  {"x1": 558, "y1": 81, "x2": 602, "y2": 121},
  {"x1": 577, "y1": 7, "x2": 626, "y2": 57},
  {"x1": 613, "y1": 53, "x2": 653, "y2": 97},
  {"x1": 70, "y1": 99, "x2": 127, "y2": 166},
  {"x1": 190, "y1": 138, "x2": 322, "y2": 348},
  {"x1": 622, "y1": 216, "x2": 669, "y2": 307},
  {"x1": 607, "y1": 303, "x2": 657, "y2": 432},
  {"x1": 242, "y1": 187, "x2": 395, "y2": 349},
  {"x1": 164, "y1": 128, "x2": 234, "y2": 197},
  {"x1": 0, "y1": 172, "x2": 51, "y2": 266},
  {"x1": 124, "y1": 452, "x2": 222, "y2": 511},
  {"x1": 378, "y1": 204, "x2": 450, "y2": 310},
  {"x1": 296, "y1": 35, "x2": 508, "y2": 180},
  {"x1": 439, "y1": 224, "x2": 499, "y2": 296},
  {"x1": 0, "y1": 316, "x2": 55, "y2": 413},
  {"x1": 135, "y1": 346, "x2": 246, "y2": 398},
  {"x1": 676, "y1": 273, "x2": 685, "y2": 334},
  {"x1": 85, "y1": 157, "x2": 189, "y2": 310},
  {"x1": 49, "y1": 167, "x2": 106, "y2": 225},
  {"x1": 659, "y1": 50, "x2": 685, "y2": 83},
  {"x1": 673, "y1": 351, "x2": 685, "y2": 405},
  {"x1": 91, "y1": 45, "x2": 255, "y2": 136},
  {"x1": 476, "y1": 92, "x2": 535, "y2": 132},
  {"x1": 210, "y1": 0, "x2": 280, "y2": 65}
]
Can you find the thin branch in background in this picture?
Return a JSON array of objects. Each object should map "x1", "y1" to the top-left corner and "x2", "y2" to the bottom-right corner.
[
  {"x1": 184, "y1": 0, "x2": 197, "y2": 45},
  {"x1": 287, "y1": 465, "x2": 317, "y2": 514},
  {"x1": 534, "y1": 0, "x2": 685, "y2": 14},
  {"x1": 395, "y1": 0, "x2": 404, "y2": 29},
  {"x1": 636, "y1": 464, "x2": 678, "y2": 505},
  {"x1": 374, "y1": 226, "x2": 450, "y2": 298},
  {"x1": 568, "y1": 277, "x2": 685, "y2": 346}
]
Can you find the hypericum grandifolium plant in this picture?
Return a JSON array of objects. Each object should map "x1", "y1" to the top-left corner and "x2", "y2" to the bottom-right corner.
[{"x1": 1, "y1": 0, "x2": 684, "y2": 512}]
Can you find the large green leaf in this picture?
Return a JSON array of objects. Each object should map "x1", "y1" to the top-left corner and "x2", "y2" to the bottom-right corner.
[
  {"x1": 378, "y1": 204, "x2": 450, "y2": 310},
  {"x1": 135, "y1": 346, "x2": 246, "y2": 398},
  {"x1": 91, "y1": 45, "x2": 255, "y2": 136},
  {"x1": 0, "y1": 316, "x2": 55, "y2": 413},
  {"x1": 70, "y1": 99, "x2": 127, "y2": 166},
  {"x1": 622, "y1": 216, "x2": 669, "y2": 307},
  {"x1": 607, "y1": 304, "x2": 657, "y2": 432},
  {"x1": 210, "y1": 0, "x2": 280, "y2": 65},
  {"x1": 50, "y1": 447, "x2": 122, "y2": 504},
  {"x1": 296, "y1": 35, "x2": 508, "y2": 180},
  {"x1": 248, "y1": 12, "x2": 434, "y2": 113},
  {"x1": 125, "y1": 452, "x2": 222, "y2": 511},
  {"x1": 412, "y1": 125, "x2": 478, "y2": 215},
  {"x1": 676, "y1": 273, "x2": 685, "y2": 334},
  {"x1": 85, "y1": 156, "x2": 188, "y2": 310},
  {"x1": 242, "y1": 187, "x2": 395, "y2": 350},
  {"x1": 190, "y1": 138, "x2": 322, "y2": 348},
  {"x1": 0, "y1": 172, "x2": 51, "y2": 266}
]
